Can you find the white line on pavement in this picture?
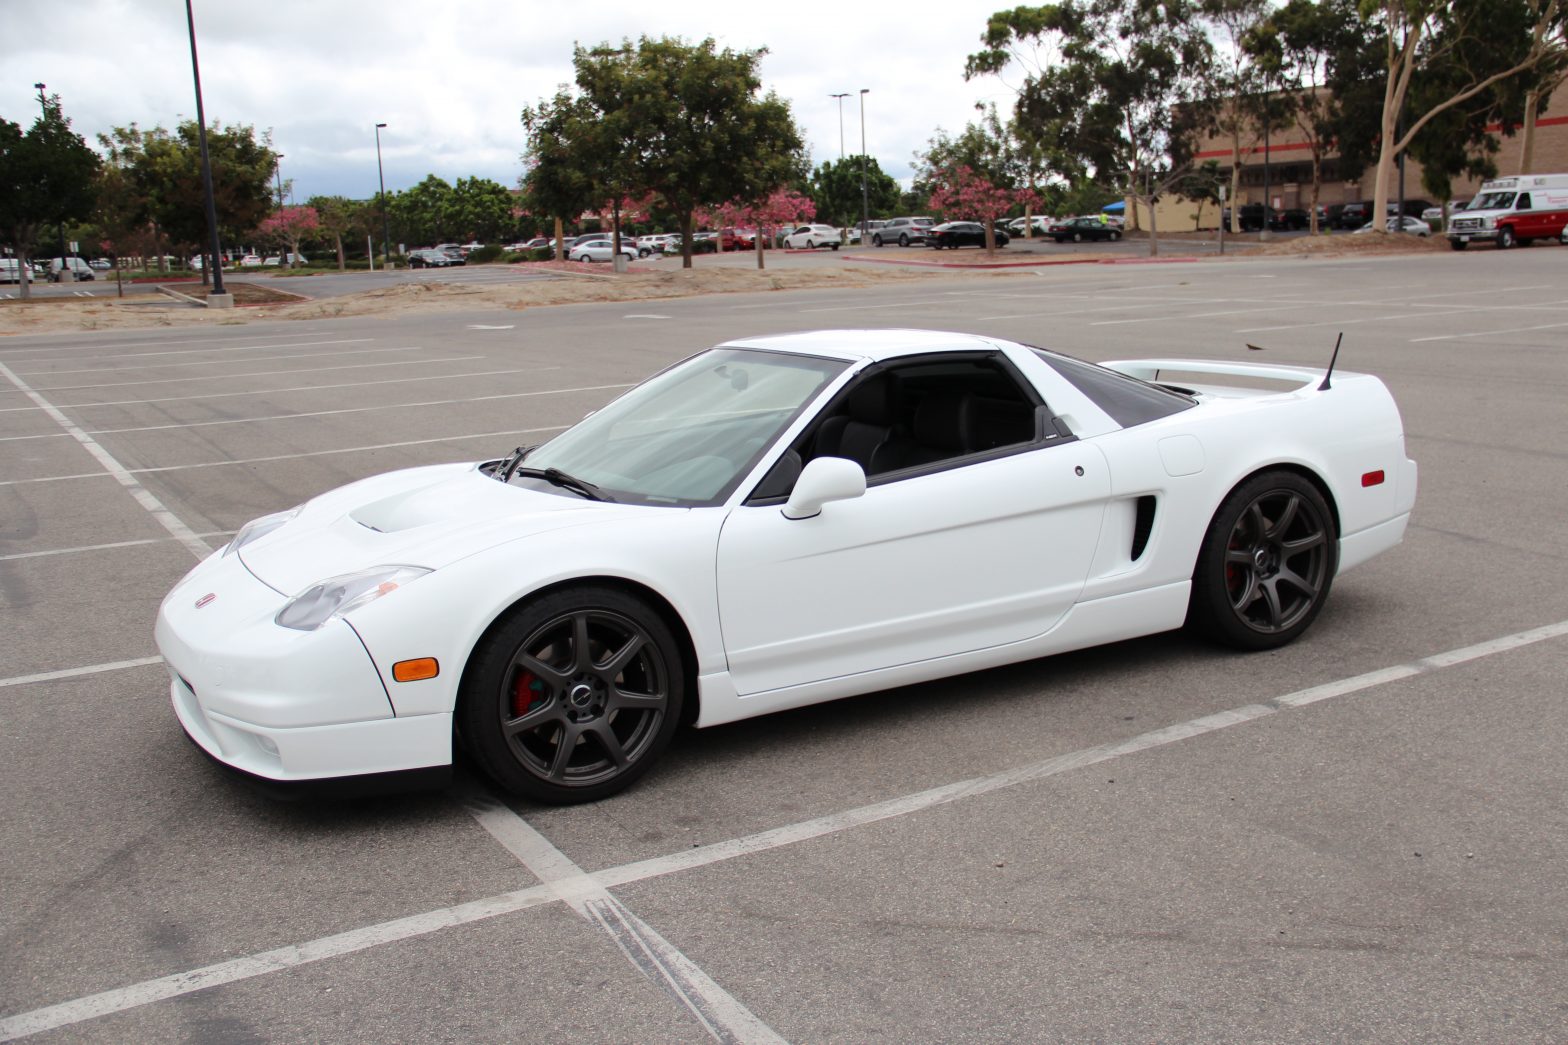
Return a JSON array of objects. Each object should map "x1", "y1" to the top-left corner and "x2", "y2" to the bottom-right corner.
[
  {"x1": 31, "y1": 355, "x2": 485, "y2": 393},
  {"x1": 6, "y1": 338, "x2": 378, "y2": 373},
  {"x1": 0, "y1": 369, "x2": 541, "y2": 414},
  {"x1": 22, "y1": 345, "x2": 416, "y2": 378},
  {"x1": 0, "y1": 362, "x2": 212, "y2": 560},
  {"x1": 0, "y1": 657, "x2": 164, "y2": 690},
  {"x1": 5, "y1": 616, "x2": 1565, "y2": 1040},
  {"x1": 464, "y1": 791, "x2": 785, "y2": 1044},
  {"x1": 0, "y1": 532, "x2": 234, "y2": 564},
  {"x1": 1410, "y1": 321, "x2": 1568, "y2": 343}
]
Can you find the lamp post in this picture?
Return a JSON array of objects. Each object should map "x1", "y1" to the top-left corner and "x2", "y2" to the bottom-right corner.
[
  {"x1": 184, "y1": 0, "x2": 228, "y2": 301},
  {"x1": 829, "y1": 93, "x2": 848, "y2": 160},
  {"x1": 34, "y1": 83, "x2": 72, "y2": 283},
  {"x1": 858, "y1": 89, "x2": 870, "y2": 246},
  {"x1": 274, "y1": 153, "x2": 284, "y2": 206},
  {"x1": 1259, "y1": 80, "x2": 1273, "y2": 243},
  {"x1": 375, "y1": 123, "x2": 391, "y2": 270}
]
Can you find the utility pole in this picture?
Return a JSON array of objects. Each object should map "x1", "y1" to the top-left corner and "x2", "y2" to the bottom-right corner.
[
  {"x1": 185, "y1": 0, "x2": 230, "y2": 304},
  {"x1": 375, "y1": 123, "x2": 392, "y2": 269},
  {"x1": 859, "y1": 90, "x2": 870, "y2": 247},
  {"x1": 830, "y1": 93, "x2": 848, "y2": 159}
]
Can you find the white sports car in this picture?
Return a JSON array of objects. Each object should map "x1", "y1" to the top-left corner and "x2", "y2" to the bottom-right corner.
[{"x1": 156, "y1": 330, "x2": 1417, "y2": 803}]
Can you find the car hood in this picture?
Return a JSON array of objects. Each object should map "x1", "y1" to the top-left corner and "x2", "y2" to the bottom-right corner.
[{"x1": 239, "y1": 462, "x2": 672, "y2": 595}]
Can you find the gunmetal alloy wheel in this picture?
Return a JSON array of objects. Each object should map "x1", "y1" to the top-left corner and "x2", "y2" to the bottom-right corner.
[
  {"x1": 1189, "y1": 472, "x2": 1338, "y2": 651},
  {"x1": 462, "y1": 587, "x2": 684, "y2": 803}
]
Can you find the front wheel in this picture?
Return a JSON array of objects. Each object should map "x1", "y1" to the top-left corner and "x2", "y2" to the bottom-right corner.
[
  {"x1": 1187, "y1": 472, "x2": 1337, "y2": 651},
  {"x1": 1498, "y1": 227, "x2": 1516, "y2": 249},
  {"x1": 459, "y1": 587, "x2": 685, "y2": 804},
  {"x1": 830, "y1": 243, "x2": 839, "y2": 250},
  {"x1": 1072, "y1": 232, "x2": 1083, "y2": 243},
  {"x1": 873, "y1": 235, "x2": 883, "y2": 247},
  {"x1": 1109, "y1": 230, "x2": 1121, "y2": 241},
  {"x1": 1450, "y1": 239, "x2": 1468, "y2": 251}
]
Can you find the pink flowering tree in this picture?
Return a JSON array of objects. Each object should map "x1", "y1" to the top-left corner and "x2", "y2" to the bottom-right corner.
[
  {"x1": 593, "y1": 192, "x2": 658, "y2": 254},
  {"x1": 926, "y1": 165, "x2": 1023, "y2": 255},
  {"x1": 712, "y1": 189, "x2": 817, "y2": 268},
  {"x1": 256, "y1": 206, "x2": 320, "y2": 268}
]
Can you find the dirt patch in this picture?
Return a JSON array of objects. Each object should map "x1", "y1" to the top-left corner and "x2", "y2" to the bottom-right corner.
[
  {"x1": 168, "y1": 281, "x2": 305, "y2": 305},
  {"x1": 1251, "y1": 231, "x2": 1451, "y2": 257},
  {"x1": 0, "y1": 263, "x2": 957, "y2": 337}
]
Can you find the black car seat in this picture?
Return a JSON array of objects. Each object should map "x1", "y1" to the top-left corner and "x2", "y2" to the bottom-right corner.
[
  {"x1": 906, "y1": 389, "x2": 977, "y2": 466},
  {"x1": 813, "y1": 377, "x2": 904, "y2": 474}
]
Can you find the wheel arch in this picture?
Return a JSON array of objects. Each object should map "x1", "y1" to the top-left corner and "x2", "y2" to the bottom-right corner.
[
  {"x1": 1210, "y1": 461, "x2": 1342, "y2": 546},
  {"x1": 457, "y1": 574, "x2": 703, "y2": 727}
]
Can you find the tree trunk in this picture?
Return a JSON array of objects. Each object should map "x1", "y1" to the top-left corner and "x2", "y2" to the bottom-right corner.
[
  {"x1": 17, "y1": 246, "x2": 32, "y2": 302},
  {"x1": 554, "y1": 216, "x2": 565, "y2": 262},
  {"x1": 1229, "y1": 130, "x2": 1244, "y2": 234},
  {"x1": 1147, "y1": 197, "x2": 1160, "y2": 258},
  {"x1": 335, "y1": 233, "x2": 345, "y2": 271},
  {"x1": 1518, "y1": 88, "x2": 1540, "y2": 173},
  {"x1": 1310, "y1": 150, "x2": 1323, "y2": 235},
  {"x1": 755, "y1": 225, "x2": 765, "y2": 270},
  {"x1": 678, "y1": 210, "x2": 694, "y2": 270}
]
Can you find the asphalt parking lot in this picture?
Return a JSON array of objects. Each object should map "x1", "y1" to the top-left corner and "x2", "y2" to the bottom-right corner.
[{"x1": 3, "y1": 247, "x2": 1567, "y2": 1042}]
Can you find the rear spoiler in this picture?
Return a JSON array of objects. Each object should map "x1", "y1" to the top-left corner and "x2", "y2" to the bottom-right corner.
[{"x1": 1101, "y1": 358, "x2": 1332, "y2": 394}]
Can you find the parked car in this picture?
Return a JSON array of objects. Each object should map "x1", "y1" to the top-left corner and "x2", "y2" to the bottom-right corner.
[
  {"x1": 1007, "y1": 216, "x2": 1053, "y2": 236},
  {"x1": 408, "y1": 249, "x2": 455, "y2": 268},
  {"x1": 1049, "y1": 217, "x2": 1122, "y2": 242},
  {"x1": 568, "y1": 238, "x2": 637, "y2": 263},
  {"x1": 89, "y1": 258, "x2": 112, "y2": 271},
  {"x1": 238, "y1": 254, "x2": 263, "y2": 268},
  {"x1": 1354, "y1": 216, "x2": 1431, "y2": 236},
  {"x1": 46, "y1": 257, "x2": 97, "y2": 281},
  {"x1": 782, "y1": 224, "x2": 843, "y2": 250},
  {"x1": 156, "y1": 329, "x2": 1417, "y2": 804},
  {"x1": 846, "y1": 220, "x2": 886, "y2": 245},
  {"x1": 872, "y1": 217, "x2": 936, "y2": 247},
  {"x1": 0, "y1": 258, "x2": 39, "y2": 283},
  {"x1": 1422, "y1": 198, "x2": 1470, "y2": 226},
  {"x1": 635, "y1": 234, "x2": 675, "y2": 257},
  {"x1": 928, "y1": 221, "x2": 1009, "y2": 249},
  {"x1": 1334, "y1": 202, "x2": 1372, "y2": 229}
]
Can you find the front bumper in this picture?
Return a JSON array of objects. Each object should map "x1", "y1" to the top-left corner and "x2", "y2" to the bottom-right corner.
[{"x1": 155, "y1": 551, "x2": 451, "y2": 782}]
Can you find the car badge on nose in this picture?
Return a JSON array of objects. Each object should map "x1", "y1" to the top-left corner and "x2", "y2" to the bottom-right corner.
[{"x1": 195, "y1": 593, "x2": 216, "y2": 609}]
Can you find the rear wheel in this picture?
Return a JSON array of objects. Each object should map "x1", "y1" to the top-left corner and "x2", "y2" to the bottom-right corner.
[
  {"x1": 1072, "y1": 231, "x2": 1083, "y2": 243},
  {"x1": 899, "y1": 234, "x2": 910, "y2": 247},
  {"x1": 460, "y1": 587, "x2": 685, "y2": 804},
  {"x1": 1109, "y1": 230, "x2": 1121, "y2": 241},
  {"x1": 1188, "y1": 472, "x2": 1337, "y2": 651}
]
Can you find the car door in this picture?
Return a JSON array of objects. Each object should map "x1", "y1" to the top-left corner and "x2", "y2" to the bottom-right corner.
[{"x1": 714, "y1": 354, "x2": 1111, "y2": 696}]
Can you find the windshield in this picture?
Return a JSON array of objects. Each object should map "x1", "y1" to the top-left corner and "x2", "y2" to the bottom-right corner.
[
  {"x1": 1472, "y1": 191, "x2": 1516, "y2": 211},
  {"x1": 516, "y1": 348, "x2": 847, "y2": 506}
]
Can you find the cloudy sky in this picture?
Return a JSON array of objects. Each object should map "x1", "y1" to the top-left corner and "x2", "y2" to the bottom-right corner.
[{"x1": 3, "y1": 0, "x2": 1030, "y2": 203}]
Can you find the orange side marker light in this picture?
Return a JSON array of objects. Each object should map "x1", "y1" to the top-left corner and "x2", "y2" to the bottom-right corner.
[{"x1": 392, "y1": 657, "x2": 439, "y2": 682}]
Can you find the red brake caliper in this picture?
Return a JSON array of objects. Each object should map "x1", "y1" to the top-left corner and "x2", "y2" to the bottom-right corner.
[{"x1": 512, "y1": 670, "x2": 547, "y2": 717}]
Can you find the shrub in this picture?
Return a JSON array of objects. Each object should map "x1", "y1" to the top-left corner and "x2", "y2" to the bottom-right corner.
[{"x1": 467, "y1": 244, "x2": 505, "y2": 264}]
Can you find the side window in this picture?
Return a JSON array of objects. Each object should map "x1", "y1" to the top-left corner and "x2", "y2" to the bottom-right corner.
[
  {"x1": 1517, "y1": 192, "x2": 1532, "y2": 210},
  {"x1": 749, "y1": 354, "x2": 1058, "y2": 504}
]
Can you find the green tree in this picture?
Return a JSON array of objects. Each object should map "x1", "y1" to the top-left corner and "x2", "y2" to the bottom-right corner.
[
  {"x1": 573, "y1": 36, "x2": 806, "y2": 268},
  {"x1": 520, "y1": 88, "x2": 608, "y2": 260},
  {"x1": 810, "y1": 155, "x2": 900, "y2": 227},
  {"x1": 0, "y1": 94, "x2": 100, "y2": 299},
  {"x1": 450, "y1": 177, "x2": 517, "y2": 243},
  {"x1": 967, "y1": 0, "x2": 1217, "y2": 255},
  {"x1": 389, "y1": 175, "x2": 454, "y2": 247},
  {"x1": 307, "y1": 194, "x2": 360, "y2": 269}
]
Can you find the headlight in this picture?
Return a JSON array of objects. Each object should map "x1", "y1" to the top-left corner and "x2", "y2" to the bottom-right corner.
[
  {"x1": 1480, "y1": 217, "x2": 1495, "y2": 229},
  {"x1": 225, "y1": 507, "x2": 302, "y2": 557},
  {"x1": 275, "y1": 565, "x2": 431, "y2": 631}
]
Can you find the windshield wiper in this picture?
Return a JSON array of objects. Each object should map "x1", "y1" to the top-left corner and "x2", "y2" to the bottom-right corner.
[{"x1": 508, "y1": 466, "x2": 615, "y2": 502}]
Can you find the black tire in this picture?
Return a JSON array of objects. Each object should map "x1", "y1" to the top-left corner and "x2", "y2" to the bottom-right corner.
[
  {"x1": 459, "y1": 586, "x2": 685, "y2": 804},
  {"x1": 1450, "y1": 239, "x2": 1468, "y2": 251},
  {"x1": 1072, "y1": 231, "x2": 1083, "y2": 243},
  {"x1": 873, "y1": 235, "x2": 883, "y2": 247},
  {"x1": 1498, "y1": 226, "x2": 1516, "y2": 249},
  {"x1": 1187, "y1": 471, "x2": 1338, "y2": 651},
  {"x1": 830, "y1": 243, "x2": 839, "y2": 251},
  {"x1": 1109, "y1": 230, "x2": 1121, "y2": 241},
  {"x1": 899, "y1": 234, "x2": 910, "y2": 247}
]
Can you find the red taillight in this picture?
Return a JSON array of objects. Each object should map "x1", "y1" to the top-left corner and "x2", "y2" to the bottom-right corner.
[{"x1": 1362, "y1": 470, "x2": 1385, "y2": 487}]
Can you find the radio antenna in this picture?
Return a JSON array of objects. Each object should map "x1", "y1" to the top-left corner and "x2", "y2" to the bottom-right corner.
[{"x1": 1318, "y1": 332, "x2": 1343, "y2": 391}]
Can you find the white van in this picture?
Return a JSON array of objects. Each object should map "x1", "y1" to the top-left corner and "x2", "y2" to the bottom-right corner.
[
  {"x1": 46, "y1": 257, "x2": 96, "y2": 282},
  {"x1": 1447, "y1": 173, "x2": 1568, "y2": 250},
  {"x1": 0, "y1": 258, "x2": 39, "y2": 283}
]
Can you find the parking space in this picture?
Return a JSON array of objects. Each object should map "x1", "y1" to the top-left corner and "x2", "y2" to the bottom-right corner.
[{"x1": 2, "y1": 248, "x2": 1567, "y2": 1041}]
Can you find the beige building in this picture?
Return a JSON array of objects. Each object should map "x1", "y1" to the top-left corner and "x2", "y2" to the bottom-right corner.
[{"x1": 1132, "y1": 92, "x2": 1568, "y2": 230}]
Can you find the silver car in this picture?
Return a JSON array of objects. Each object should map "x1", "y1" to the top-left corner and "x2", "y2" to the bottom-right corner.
[{"x1": 872, "y1": 217, "x2": 936, "y2": 247}]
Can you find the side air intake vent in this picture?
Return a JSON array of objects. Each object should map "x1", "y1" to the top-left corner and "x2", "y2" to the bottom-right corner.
[{"x1": 1131, "y1": 495, "x2": 1156, "y2": 561}]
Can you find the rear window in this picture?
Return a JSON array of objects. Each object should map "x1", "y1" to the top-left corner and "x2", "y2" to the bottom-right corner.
[{"x1": 1031, "y1": 349, "x2": 1195, "y2": 428}]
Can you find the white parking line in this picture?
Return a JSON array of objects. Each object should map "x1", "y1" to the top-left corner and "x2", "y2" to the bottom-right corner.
[
  {"x1": 31, "y1": 355, "x2": 485, "y2": 394},
  {"x1": 0, "y1": 656, "x2": 164, "y2": 690},
  {"x1": 1410, "y1": 321, "x2": 1568, "y2": 343},
  {"x1": 464, "y1": 791, "x2": 785, "y2": 1044},
  {"x1": 5, "y1": 616, "x2": 1565, "y2": 1041},
  {"x1": 4, "y1": 338, "x2": 376, "y2": 372},
  {"x1": 0, "y1": 369, "x2": 541, "y2": 413},
  {"x1": 0, "y1": 532, "x2": 234, "y2": 564},
  {"x1": 22, "y1": 344, "x2": 414, "y2": 378},
  {"x1": 0, "y1": 330, "x2": 340, "y2": 364},
  {"x1": 0, "y1": 362, "x2": 212, "y2": 559},
  {"x1": 1089, "y1": 306, "x2": 1283, "y2": 327},
  {"x1": 0, "y1": 425, "x2": 574, "y2": 487},
  {"x1": 84, "y1": 377, "x2": 619, "y2": 437}
]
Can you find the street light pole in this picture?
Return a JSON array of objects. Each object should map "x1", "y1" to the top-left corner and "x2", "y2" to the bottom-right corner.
[
  {"x1": 375, "y1": 123, "x2": 391, "y2": 270},
  {"x1": 35, "y1": 83, "x2": 72, "y2": 283},
  {"x1": 830, "y1": 93, "x2": 848, "y2": 160},
  {"x1": 184, "y1": 0, "x2": 228, "y2": 300},
  {"x1": 859, "y1": 89, "x2": 870, "y2": 246},
  {"x1": 274, "y1": 154, "x2": 284, "y2": 207}
]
